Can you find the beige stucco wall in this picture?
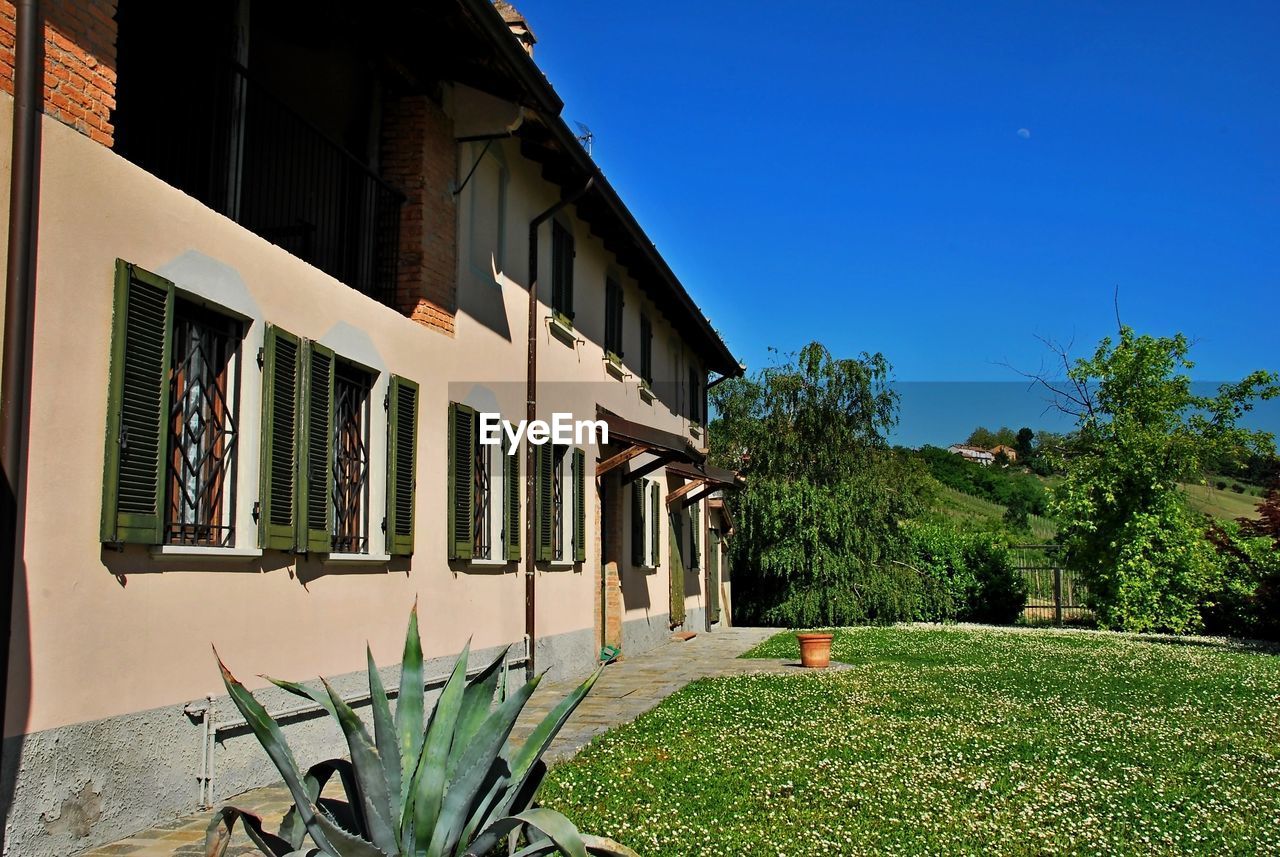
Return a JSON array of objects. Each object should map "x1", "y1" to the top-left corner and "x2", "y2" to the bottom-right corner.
[{"x1": 3, "y1": 90, "x2": 717, "y2": 741}]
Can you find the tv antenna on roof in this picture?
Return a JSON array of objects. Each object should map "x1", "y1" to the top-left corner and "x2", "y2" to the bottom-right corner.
[{"x1": 575, "y1": 121, "x2": 594, "y2": 156}]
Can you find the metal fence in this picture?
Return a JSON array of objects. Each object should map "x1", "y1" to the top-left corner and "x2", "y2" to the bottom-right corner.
[{"x1": 1012, "y1": 544, "x2": 1091, "y2": 625}]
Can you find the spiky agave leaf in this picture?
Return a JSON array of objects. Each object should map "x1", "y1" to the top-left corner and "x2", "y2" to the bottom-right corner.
[
  {"x1": 448, "y1": 644, "x2": 510, "y2": 779},
  {"x1": 425, "y1": 671, "x2": 541, "y2": 856},
  {"x1": 203, "y1": 805, "x2": 293, "y2": 856},
  {"x1": 278, "y1": 759, "x2": 361, "y2": 851},
  {"x1": 452, "y1": 665, "x2": 601, "y2": 854},
  {"x1": 395, "y1": 600, "x2": 426, "y2": 811},
  {"x1": 321, "y1": 677, "x2": 400, "y2": 855},
  {"x1": 462, "y1": 808, "x2": 587, "y2": 857},
  {"x1": 408, "y1": 640, "x2": 471, "y2": 848},
  {"x1": 366, "y1": 646, "x2": 403, "y2": 819},
  {"x1": 213, "y1": 648, "x2": 336, "y2": 855}
]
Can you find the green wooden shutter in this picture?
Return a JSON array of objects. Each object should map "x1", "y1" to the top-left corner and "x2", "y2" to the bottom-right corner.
[
  {"x1": 299, "y1": 342, "x2": 335, "y2": 553},
  {"x1": 709, "y1": 529, "x2": 721, "y2": 623},
  {"x1": 447, "y1": 402, "x2": 475, "y2": 560},
  {"x1": 535, "y1": 441, "x2": 554, "y2": 561},
  {"x1": 573, "y1": 447, "x2": 586, "y2": 562},
  {"x1": 259, "y1": 324, "x2": 302, "y2": 551},
  {"x1": 690, "y1": 503, "x2": 701, "y2": 568},
  {"x1": 630, "y1": 478, "x2": 644, "y2": 566},
  {"x1": 101, "y1": 260, "x2": 173, "y2": 544},
  {"x1": 668, "y1": 507, "x2": 686, "y2": 626},
  {"x1": 386, "y1": 375, "x2": 418, "y2": 556},
  {"x1": 650, "y1": 481, "x2": 660, "y2": 567},
  {"x1": 504, "y1": 432, "x2": 521, "y2": 561}
]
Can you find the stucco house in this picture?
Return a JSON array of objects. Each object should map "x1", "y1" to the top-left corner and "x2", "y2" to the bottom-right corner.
[
  {"x1": 0, "y1": 1, "x2": 742, "y2": 853},
  {"x1": 947, "y1": 444, "x2": 996, "y2": 466}
]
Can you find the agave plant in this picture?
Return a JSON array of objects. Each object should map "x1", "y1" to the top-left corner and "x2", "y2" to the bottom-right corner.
[{"x1": 205, "y1": 604, "x2": 638, "y2": 857}]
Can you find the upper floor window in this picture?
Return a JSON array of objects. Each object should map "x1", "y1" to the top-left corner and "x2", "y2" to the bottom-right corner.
[
  {"x1": 604, "y1": 278, "x2": 624, "y2": 359},
  {"x1": 551, "y1": 221, "x2": 575, "y2": 323},
  {"x1": 113, "y1": 2, "x2": 404, "y2": 308},
  {"x1": 448, "y1": 403, "x2": 520, "y2": 562},
  {"x1": 639, "y1": 314, "x2": 653, "y2": 385},
  {"x1": 102, "y1": 261, "x2": 244, "y2": 548},
  {"x1": 689, "y1": 366, "x2": 703, "y2": 425}
]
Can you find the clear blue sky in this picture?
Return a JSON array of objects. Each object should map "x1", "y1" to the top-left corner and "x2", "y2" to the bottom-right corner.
[{"x1": 518, "y1": 2, "x2": 1279, "y2": 439}]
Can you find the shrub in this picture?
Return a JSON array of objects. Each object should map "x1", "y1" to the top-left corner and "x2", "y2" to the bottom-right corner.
[
  {"x1": 205, "y1": 605, "x2": 637, "y2": 857},
  {"x1": 903, "y1": 522, "x2": 1026, "y2": 625},
  {"x1": 1203, "y1": 520, "x2": 1280, "y2": 640}
]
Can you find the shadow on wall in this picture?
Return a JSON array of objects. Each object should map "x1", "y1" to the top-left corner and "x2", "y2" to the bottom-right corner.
[
  {"x1": 458, "y1": 255, "x2": 512, "y2": 343},
  {"x1": 99, "y1": 548, "x2": 413, "y2": 589}
]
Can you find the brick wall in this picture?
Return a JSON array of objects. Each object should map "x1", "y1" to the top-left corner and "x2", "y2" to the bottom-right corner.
[
  {"x1": 597, "y1": 472, "x2": 623, "y2": 649},
  {"x1": 0, "y1": 0, "x2": 118, "y2": 146},
  {"x1": 380, "y1": 91, "x2": 458, "y2": 335}
]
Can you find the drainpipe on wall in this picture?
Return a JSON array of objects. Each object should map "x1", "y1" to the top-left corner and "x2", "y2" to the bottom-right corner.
[
  {"x1": 0, "y1": 0, "x2": 41, "y2": 740},
  {"x1": 524, "y1": 177, "x2": 593, "y2": 680}
]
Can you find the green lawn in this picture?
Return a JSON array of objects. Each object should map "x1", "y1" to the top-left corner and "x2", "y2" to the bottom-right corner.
[{"x1": 540, "y1": 626, "x2": 1280, "y2": 856}]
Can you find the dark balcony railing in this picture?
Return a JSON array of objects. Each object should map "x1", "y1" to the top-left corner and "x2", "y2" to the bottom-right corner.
[{"x1": 121, "y1": 62, "x2": 404, "y2": 307}]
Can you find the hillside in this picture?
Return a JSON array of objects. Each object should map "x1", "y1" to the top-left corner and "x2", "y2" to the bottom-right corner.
[
  {"x1": 934, "y1": 485, "x2": 1058, "y2": 541},
  {"x1": 1182, "y1": 483, "x2": 1263, "y2": 521}
]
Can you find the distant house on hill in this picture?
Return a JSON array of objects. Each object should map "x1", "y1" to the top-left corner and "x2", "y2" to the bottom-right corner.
[
  {"x1": 990, "y1": 444, "x2": 1018, "y2": 463},
  {"x1": 948, "y1": 444, "x2": 996, "y2": 466}
]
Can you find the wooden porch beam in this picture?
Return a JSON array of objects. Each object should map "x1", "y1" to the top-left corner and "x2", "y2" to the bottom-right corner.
[
  {"x1": 596, "y1": 443, "x2": 647, "y2": 478},
  {"x1": 678, "y1": 483, "x2": 717, "y2": 510},
  {"x1": 666, "y1": 478, "x2": 707, "y2": 507},
  {"x1": 619, "y1": 451, "x2": 677, "y2": 485}
]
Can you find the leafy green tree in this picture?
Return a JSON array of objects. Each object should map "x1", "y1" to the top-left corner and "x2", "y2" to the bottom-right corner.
[
  {"x1": 709, "y1": 343, "x2": 931, "y2": 626},
  {"x1": 965, "y1": 426, "x2": 997, "y2": 448},
  {"x1": 1037, "y1": 326, "x2": 1278, "y2": 632},
  {"x1": 1015, "y1": 427, "x2": 1035, "y2": 460}
]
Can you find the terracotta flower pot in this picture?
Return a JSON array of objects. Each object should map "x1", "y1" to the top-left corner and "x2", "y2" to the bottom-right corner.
[{"x1": 796, "y1": 632, "x2": 834, "y2": 668}]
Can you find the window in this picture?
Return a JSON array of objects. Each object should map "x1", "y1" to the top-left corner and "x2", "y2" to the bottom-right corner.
[
  {"x1": 630, "y1": 476, "x2": 662, "y2": 568},
  {"x1": 537, "y1": 442, "x2": 585, "y2": 563},
  {"x1": 639, "y1": 314, "x2": 653, "y2": 386},
  {"x1": 166, "y1": 298, "x2": 241, "y2": 546},
  {"x1": 551, "y1": 221, "x2": 575, "y2": 322},
  {"x1": 260, "y1": 325, "x2": 417, "y2": 556},
  {"x1": 332, "y1": 361, "x2": 372, "y2": 553},
  {"x1": 689, "y1": 365, "x2": 703, "y2": 424},
  {"x1": 604, "y1": 278, "x2": 624, "y2": 359},
  {"x1": 102, "y1": 261, "x2": 243, "y2": 547},
  {"x1": 448, "y1": 403, "x2": 520, "y2": 562}
]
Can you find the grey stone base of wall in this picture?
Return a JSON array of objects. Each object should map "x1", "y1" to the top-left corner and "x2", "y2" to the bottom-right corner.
[
  {"x1": 621, "y1": 613, "x2": 672, "y2": 657},
  {"x1": 533, "y1": 625, "x2": 598, "y2": 685},
  {"x1": 684, "y1": 607, "x2": 707, "y2": 634},
  {"x1": 0, "y1": 638, "x2": 537, "y2": 857}
]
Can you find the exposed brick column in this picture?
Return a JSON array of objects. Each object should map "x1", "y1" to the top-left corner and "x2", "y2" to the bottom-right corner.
[
  {"x1": 380, "y1": 91, "x2": 458, "y2": 334},
  {"x1": 598, "y1": 471, "x2": 623, "y2": 649},
  {"x1": 0, "y1": 0, "x2": 118, "y2": 146}
]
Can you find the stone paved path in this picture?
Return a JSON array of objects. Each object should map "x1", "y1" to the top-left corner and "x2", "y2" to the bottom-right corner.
[{"x1": 82, "y1": 627, "x2": 812, "y2": 856}]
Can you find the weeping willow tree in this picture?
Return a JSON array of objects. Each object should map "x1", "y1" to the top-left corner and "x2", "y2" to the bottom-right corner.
[{"x1": 709, "y1": 342, "x2": 932, "y2": 626}]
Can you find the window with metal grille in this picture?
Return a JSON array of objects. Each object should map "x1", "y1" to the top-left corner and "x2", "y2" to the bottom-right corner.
[
  {"x1": 551, "y1": 221, "x2": 574, "y2": 321},
  {"x1": 474, "y1": 434, "x2": 492, "y2": 559},
  {"x1": 332, "y1": 361, "x2": 372, "y2": 553},
  {"x1": 551, "y1": 444, "x2": 566, "y2": 561},
  {"x1": 165, "y1": 299, "x2": 241, "y2": 546}
]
